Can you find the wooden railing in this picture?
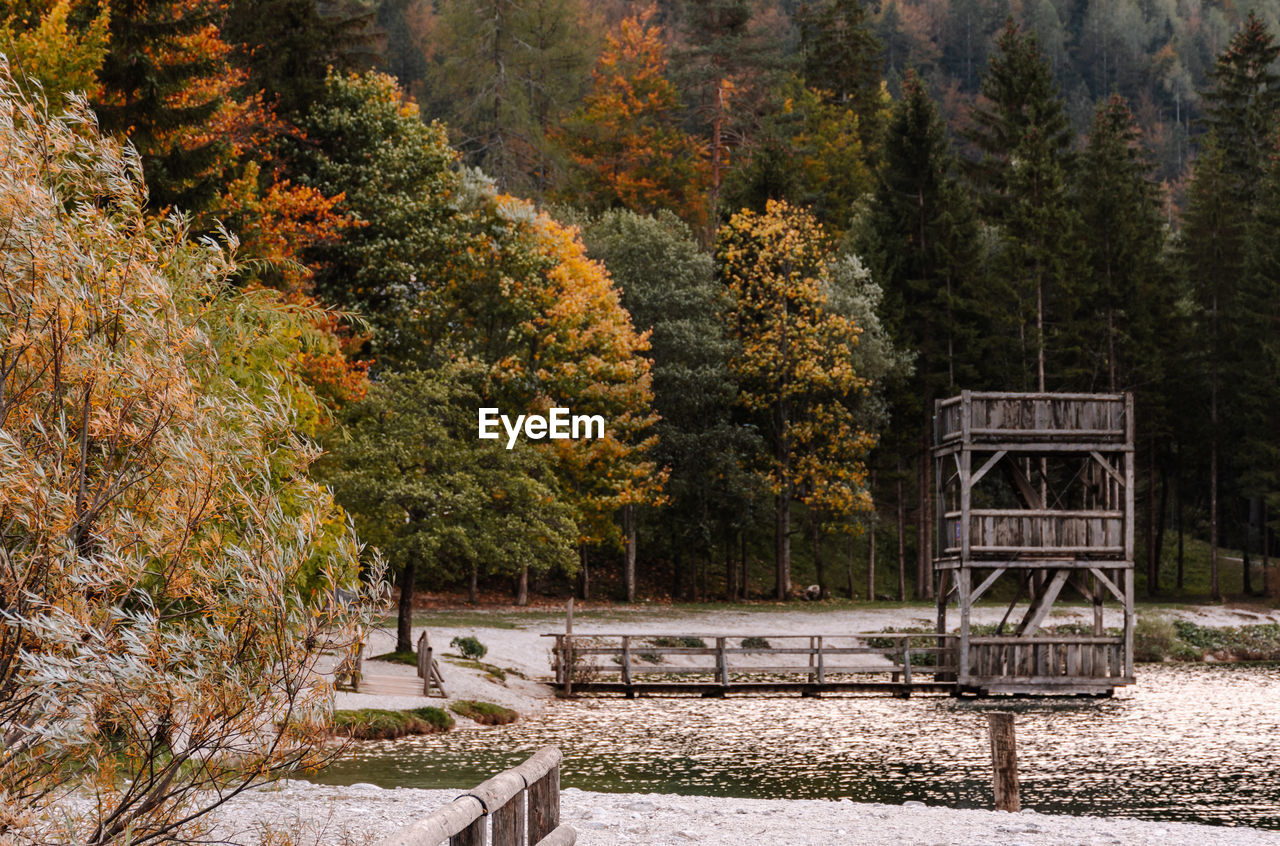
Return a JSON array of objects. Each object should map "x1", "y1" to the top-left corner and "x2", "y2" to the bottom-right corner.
[
  {"x1": 375, "y1": 747, "x2": 573, "y2": 846},
  {"x1": 966, "y1": 636, "x2": 1128, "y2": 683},
  {"x1": 942, "y1": 509, "x2": 1125, "y2": 557},
  {"x1": 546, "y1": 633, "x2": 956, "y2": 695},
  {"x1": 936, "y1": 392, "x2": 1128, "y2": 444}
]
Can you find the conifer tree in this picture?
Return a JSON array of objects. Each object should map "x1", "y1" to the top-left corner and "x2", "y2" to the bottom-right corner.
[
  {"x1": 796, "y1": 0, "x2": 883, "y2": 138},
  {"x1": 862, "y1": 68, "x2": 978, "y2": 599},
  {"x1": 964, "y1": 18, "x2": 1077, "y2": 392}
]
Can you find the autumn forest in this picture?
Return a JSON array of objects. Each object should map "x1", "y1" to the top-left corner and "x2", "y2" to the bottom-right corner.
[{"x1": 3, "y1": 0, "x2": 1280, "y2": 646}]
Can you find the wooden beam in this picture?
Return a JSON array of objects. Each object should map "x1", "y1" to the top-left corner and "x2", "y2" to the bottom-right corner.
[
  {"x1": 1016, "y1": 568, "x2": 1069, "y2": 635},
  {"x1": 971, "y1": 567, "x2": 1006, "y2": 603},
  {"x1": 1003, "y1": 461, "x2": 1043, "y2": 509},
  {"x1": 1090, "y1": 451, "x2": 1124, "y2": 486},
  {"x1": 971, "y1": 450, "x2": 1007, "y2": 487},
  {"x1": 1087, "y1": 567, "x2": 1125, "y2": 603}
]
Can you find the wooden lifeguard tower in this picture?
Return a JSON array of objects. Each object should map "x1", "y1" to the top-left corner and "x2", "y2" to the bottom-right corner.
[{"x1": 933, "y1": 392, "x2": 1135, "y2": 695}]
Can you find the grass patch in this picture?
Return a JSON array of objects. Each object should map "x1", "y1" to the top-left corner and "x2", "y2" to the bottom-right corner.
[
  {"x1": 369, "y1": 650, "x2": 418, "y2": 667},
  {"x1": 330, "y1": 707, "x2": 454, "y2": 740},
  {"x1": 449, "y1": 700, "x2": 519, "y2": 725},
  {"x1": 442, "y1": 655, "x2": 507, "y2": 682}
]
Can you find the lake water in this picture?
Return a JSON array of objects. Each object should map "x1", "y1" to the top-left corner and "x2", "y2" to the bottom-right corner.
[{"x1": 307, "y1": 663, "x2": 1280, "y2": 829}]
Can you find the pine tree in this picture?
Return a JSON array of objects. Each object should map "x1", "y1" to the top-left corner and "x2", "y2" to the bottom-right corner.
[
  {"x1": 796, "y1": 0, "x2": 883, "y2": 139},
  {"x1": 964, "y1": 18, "x2": 1078, "y2": 392},
  {"x1": 862, "y1": 68, "x2": 978, "y2": 599}
]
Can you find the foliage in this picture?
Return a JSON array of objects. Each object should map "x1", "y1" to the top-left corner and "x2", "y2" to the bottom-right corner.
[
  {"x1": 331, "y1": 707, "x2": 454, "y2": 740},
  {"x1": 717, "y1": 200, "x2": 876, "y2": 596},
  {"x1": 0, "y1": 68, "x2": 375, "y2": 843},
  {"x1": 451, "y1": 636, "x2": 489, "y2": 661},
  {"x1": 449, "y1": 700, "x2": 518, "y2": 725},
  {"x1": 649, "y1": 636, "x2": 706, "y2": 648},
  {"x1": 740, "y1": 636, "x2": 770, "y2": 649},
  {"x1": 0, "y1": 0, "x2": 108, "y2": 97},
  {"x1": 557, "y1": 9, "x2": 709, "y2": 228}
]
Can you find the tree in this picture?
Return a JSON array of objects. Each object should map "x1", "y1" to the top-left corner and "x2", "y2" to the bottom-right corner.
[
  {"x1": 964, "y1": 18, "x2": 1078, "y2": 392},
  {"x1": 557, "y1": 9, "x2": 710, "y2": 228},
  {"x1": 0, "y1": 64, "x2": 372, "y2": 842},
  {"x1": 0, "y1": 0, "x2": 108, "y2": 97},
  {"x1": 584, "y1": 209, "x2": 756, "y2": 601},
  {"x1": 318, "y1": 368, "x2": 576, "y2": 648},
  {"x1": 796, "y1": 0, "x2": 883, "y2": 137},
  {"x1": 295, "y1": 71, "x2": 467, "y2": 370},
  {"x1": 861, "y1": 68, "x2": 977, "y2": 598},
  {"x1": 717, "y1": 200, "x2": 873, "y2": 599},
  {"x1": 223, "y1": 0, "x2": 377, "y2": 118},
  {"x1": 425, "y1": 0, "x2": 599, "y2": 192}
]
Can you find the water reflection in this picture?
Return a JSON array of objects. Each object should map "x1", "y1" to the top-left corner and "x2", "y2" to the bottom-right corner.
[{"x1": 307, "y1": 664, "x2": 1280, "y2": 828}]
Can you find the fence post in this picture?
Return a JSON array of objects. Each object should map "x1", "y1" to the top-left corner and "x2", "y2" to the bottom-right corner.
[
  {"x1": 449, "y1": 815, "x2": 485, "y2": 846},
  {"x1": 528, "y1": 759, "x2": 560, "y2": 844},
  {"x1": 423, "y1": 643, "x2": 434, "y2": 697},
  {"x1": 903, "y1": 640, "x2": 913, "y2": 686},
  {"x1": 491, "y1": 790, "x2": 525, "y2": 846},
  {"x1": 716, "y1": 637, "x2": 728, "y2": 686},
  {"x1": 987, "y1": 713, "x2": 1020, "y2": 812},
  {"x1": 816, "y1": 636, "x2": 825, "y2": 684}
]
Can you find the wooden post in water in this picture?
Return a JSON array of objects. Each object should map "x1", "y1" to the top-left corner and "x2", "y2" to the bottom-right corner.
[
  {"x1": 987, "y1": 713, "x2": 1020, "y2": 812},
  {"x1": 621, "y1": 635, "x2": 633, "y2": 697},
  {"x1": 528, "y1": 759, "x2": 561, "y2": 843},
  {"x1": 564, "y1": 598, "x2": 574, "y2": 698}
]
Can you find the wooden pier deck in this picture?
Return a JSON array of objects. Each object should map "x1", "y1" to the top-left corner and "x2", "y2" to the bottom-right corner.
[{"x1": 543, "y1": 632, "x2": 958, "y2": 697}]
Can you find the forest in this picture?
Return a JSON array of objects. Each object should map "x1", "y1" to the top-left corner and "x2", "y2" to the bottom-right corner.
[{"x1": 2, "y1": 0, "x2": 1278, "y2": 641}]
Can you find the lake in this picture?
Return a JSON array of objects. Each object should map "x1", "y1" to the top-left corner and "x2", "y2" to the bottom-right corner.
[{"x1": 307, "y1": 663, "x2": 1280, "y2": 828}]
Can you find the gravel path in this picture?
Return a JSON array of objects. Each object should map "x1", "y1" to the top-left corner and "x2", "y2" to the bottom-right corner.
[{"x1": 208, "y1": 780, "x2": 1280, "y2": 845}]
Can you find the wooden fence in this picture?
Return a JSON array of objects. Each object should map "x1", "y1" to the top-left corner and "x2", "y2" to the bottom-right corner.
[
  {"x1": 375, "y1": 746, "x2": 573, "y2": 846},
  {"x1": 545, "y1": 633, "x2": 957, "y2": 696}
]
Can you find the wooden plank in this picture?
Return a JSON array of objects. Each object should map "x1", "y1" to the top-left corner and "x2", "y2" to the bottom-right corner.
[
  {"x1": 527, "y1": 765, "x2": 560, "y2": 845},
  {"x1": 969, "y1": 635, "x2": 1122, "y2": 646},
  {"x1": 1016, "y1": 568, "x2": 1069, "y2": 635},
  {"x1": 969, "y1": 450, "x2": 1007, "y2": 486},
  {"x1": 491, "y1": 792, "x2": 524, "y2": 846},
  {"x1": 970, "y1": 567, "x2": 1006, "y2": 603},
  {"x1": 378, "y1": 797, "x2": 485, "y2": 846}
]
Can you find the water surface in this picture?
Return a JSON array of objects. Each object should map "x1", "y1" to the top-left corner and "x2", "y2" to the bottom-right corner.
[{"x1": 307, "y1": 664, "x2": 1280, "y2": 828}]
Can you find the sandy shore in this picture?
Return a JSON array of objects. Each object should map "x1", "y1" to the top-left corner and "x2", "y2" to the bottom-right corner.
[{"x1": 208, "y1": 780, "x2": 1280, "y2": 845}]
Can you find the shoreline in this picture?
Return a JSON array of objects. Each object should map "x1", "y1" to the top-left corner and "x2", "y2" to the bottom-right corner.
[{"x1": 208, "y1": 780, "x2": 1280, "y2": 845}]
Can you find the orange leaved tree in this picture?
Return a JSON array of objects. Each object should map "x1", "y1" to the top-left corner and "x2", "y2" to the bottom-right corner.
[{"x1": 556, "y1": 7, "x2": 709, "y2": 228}]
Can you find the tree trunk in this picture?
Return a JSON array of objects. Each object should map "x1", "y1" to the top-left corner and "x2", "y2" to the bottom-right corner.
[
  {"x1": 1210, "y1": 435, "x2": 1219, "y2": 601},
  {"x1": 726, "y1": 533, "x2": 738, "y2": 602},
  {"x1": 811, "y1": 518, "x2": 825, "y2": 597},
  {"x1": 921, "y1": 437, "x2": 934, "y2": 599},
  {"x1": 867, "y1": 511, "x2": 877, "y2": 601},
  {"x1": 1147, "y1": 438, "x2": 1158, "y2": 596},
  {"x1": 775, "y1": 490, "x2": 791, "y2": 599},
  {"x1": 1176, "y1": 465, "x2": 1184, "y2": 590},
  {"x1": 672, "y1": 546, "x2": 682, "y2": 600},
  {"x1": 396, "y1": 558, "x2": 416, "y2": 654},
  {"x1": 896, "y1": 470, "x2": 906, "y2": 602},
  {"x1": 1264, "y1": 500, "x2": 1272, "y2": 598},
  {"x1": 740, "y1": 532, "x2": 748, "y2": 601},
  {"x1": 468, "y1": 564, "x2": 478, "y2": 605},
  {"x1": 516, "y1": 565, "x2": 529, "y2": 606},
  {"x1": 579, "y1": 546, "x2": 590, "y2": 601},
  {"x1": 623, "y1": 504, "x2": 637, "y2": 603},
  {"x1": 1243, "y1": 499, "x2": 1255, "y2": 596},
  {"x1": 1154, "y1": 463, "x2": 1169, "y2": 579}
]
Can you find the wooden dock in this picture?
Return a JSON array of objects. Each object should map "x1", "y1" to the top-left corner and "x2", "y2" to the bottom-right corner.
[{"x1": 543, "y1": 632, "x2": 957, "y2": 697}]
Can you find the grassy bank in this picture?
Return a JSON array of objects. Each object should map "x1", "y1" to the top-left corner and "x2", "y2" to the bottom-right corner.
[{"x1": 331, "y1": 707, "x2": 454, "y2": 740}]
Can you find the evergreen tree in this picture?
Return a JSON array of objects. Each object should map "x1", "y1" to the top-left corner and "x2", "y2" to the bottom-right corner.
[
  {"x1": 964, "y1": 18, "x2": 1078, "y2": 392},
  {"x1": 93, "y1": 0, "x2": 235, "y2": 213},
  {"x1": 224, "y1": 0, "x2": 377, "y2": 118},
  {"x1": 796, "y1": 0, "x2": 883, "y2": 139},
  {"x1": 862, "y1": 68, "x2": 978, "y2": 599}
]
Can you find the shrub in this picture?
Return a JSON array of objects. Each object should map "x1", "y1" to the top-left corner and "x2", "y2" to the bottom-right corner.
[
  {"x1": 1134, "y1": 615, "x2": 1179, "y2": 662},
  {"x1": 450, "y1": 700, "x2": 519, "y2": 725},
  {"x1": 650, "y1": 636, "x2": 706, "y2": 648},
  {"x1": 741, "y1": 637, "x2": 771, "y2": 649},
  {"x1": 451, "y1": 636, "x2": 488, "y2": 660}
]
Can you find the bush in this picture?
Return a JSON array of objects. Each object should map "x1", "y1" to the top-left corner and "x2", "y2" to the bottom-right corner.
[
  {"x1": 1134, "y1": 616, "x2": 1179, "y2": 662},
  {"x1": 650, "y1": 636, "x2": 706, "y2": 648},
  {"x1": 450, "y1": 700, "x2": 519, "y2": 725},
  {"x1": 331, "y1": 707, "x2": 454, "y2": 740},
  {"x1": 451, "y1": 636, "x2": 488, "y2": 660},
  {"x1": 741, "y1": 637, "x2": 770, "y2": 650}
]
